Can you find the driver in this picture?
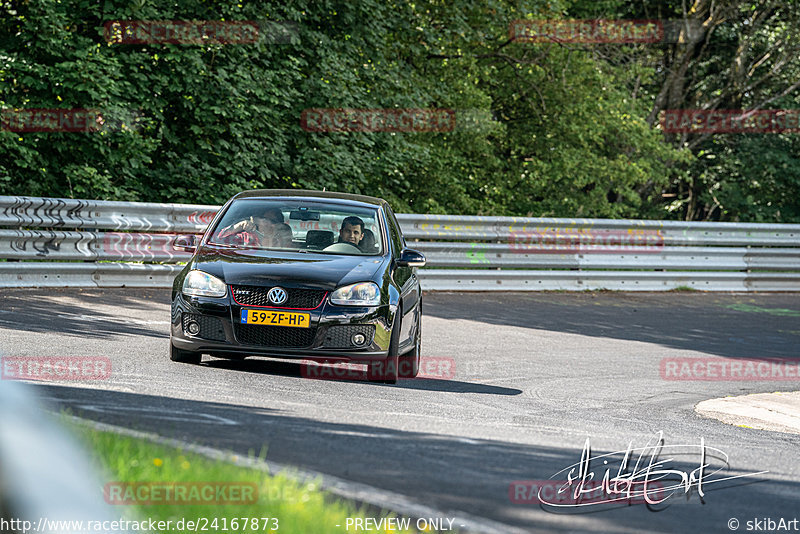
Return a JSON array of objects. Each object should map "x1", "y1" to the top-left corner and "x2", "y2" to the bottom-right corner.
[{"x1": 338, "y1": 216, "x2": 364, "y2": 247}]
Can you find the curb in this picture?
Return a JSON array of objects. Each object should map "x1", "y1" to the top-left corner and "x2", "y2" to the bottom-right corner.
[{"x1": 696, "y1": 391, "x2": 800, "y2": 435}]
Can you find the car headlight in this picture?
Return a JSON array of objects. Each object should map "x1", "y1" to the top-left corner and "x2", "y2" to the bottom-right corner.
[
  {"x1": 182, "y1": 270, "x2": 227, "y2": 298},
  {"x1": 329, "y1": 282, "x2": 380, "y2": 306}
]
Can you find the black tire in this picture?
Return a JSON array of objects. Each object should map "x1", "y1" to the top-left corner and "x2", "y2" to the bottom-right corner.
[
  {"x1": 368, "y1": 306, "x2": 401, "y2": 384},
  {"x1": 170, "y1": 341, "x2": 202, "y2": 364},
  {"x1": 398, "y1": 305, "x2": 421, "y2": 378}
]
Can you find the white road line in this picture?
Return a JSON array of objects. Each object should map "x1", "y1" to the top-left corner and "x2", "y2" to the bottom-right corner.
[{"x1": 73, "y1": 404, "x2": 239, "y2": 425}]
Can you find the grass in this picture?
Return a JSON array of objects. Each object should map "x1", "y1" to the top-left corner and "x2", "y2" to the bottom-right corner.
[
  {"x1": 725, "y1": 303, "x2": 800, "y2": 317},
  {"x1": 70, "y1": 423, "x2": 424, "y2": 534},
  {"x1": 669, "y1": 285, "x2": 699, "y2": 292}
]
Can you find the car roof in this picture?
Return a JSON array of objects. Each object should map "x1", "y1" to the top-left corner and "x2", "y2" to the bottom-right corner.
[{"x1": 231, "y1": 189, "x2": 387, "y2": 208}]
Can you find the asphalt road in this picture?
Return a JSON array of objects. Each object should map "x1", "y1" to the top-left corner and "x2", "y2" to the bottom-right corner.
[{"x1": 2, "y1": 288, "x2": 799, "y2": 533}]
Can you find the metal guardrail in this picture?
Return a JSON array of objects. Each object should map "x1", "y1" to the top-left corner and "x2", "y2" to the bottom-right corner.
[
  {"x1": 396, "y1": 214, "x2": 800, "y2": 246},
  {"x1": 1, "y1": 195, "x2": 799, "y2": 291},
  {"x1": 0, "y1": 196, "x2": 217, "y2": 233},
  {"x1": 417, "y1": 270, "x2": 800, "y2": 292},
  {"x1": 0, "y1": 230, "x2": 192, "y2": 262}
]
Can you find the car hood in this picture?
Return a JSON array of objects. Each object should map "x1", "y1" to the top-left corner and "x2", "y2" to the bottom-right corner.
[{"x1": 192, "y1": 247, "x2": 387, "y2": 290}]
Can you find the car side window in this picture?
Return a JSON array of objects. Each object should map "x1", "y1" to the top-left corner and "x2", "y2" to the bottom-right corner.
[{"x1": 384, "y1": 205, "x2": 405, "y2": 255}]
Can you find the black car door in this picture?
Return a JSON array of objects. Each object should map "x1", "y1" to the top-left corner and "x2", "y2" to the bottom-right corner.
[{"x1": 384, "y1": 205, "x2": 419, "y2": 347}]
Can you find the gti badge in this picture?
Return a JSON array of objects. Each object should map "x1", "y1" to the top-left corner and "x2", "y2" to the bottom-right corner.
[{"x1": 267, "y1": 286, "x2": 288, "y2": 305}]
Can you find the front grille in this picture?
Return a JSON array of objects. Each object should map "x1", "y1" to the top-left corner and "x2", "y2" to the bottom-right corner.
[
  {"x1": 234, "y1": 324, "x2": 317, "y2": 348},
  {"x1": 231, "y1": 285, "x2": 327, "y2": 309},
  {"x1": 323, "y1": 325, "x2": 375, "y2": 348},
  {"x1": 182, "y1": 313, "x2": 227, "y2": 341}
]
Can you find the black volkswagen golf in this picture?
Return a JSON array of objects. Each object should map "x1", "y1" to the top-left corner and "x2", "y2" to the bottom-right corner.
[{"x1": 169, "y1": 190, "x2": 426, "y2": 383}]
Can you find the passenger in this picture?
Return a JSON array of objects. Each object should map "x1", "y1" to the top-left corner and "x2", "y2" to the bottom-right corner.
[{"x1": 217, "y1": 207, "x2": 293, "y2": 248}]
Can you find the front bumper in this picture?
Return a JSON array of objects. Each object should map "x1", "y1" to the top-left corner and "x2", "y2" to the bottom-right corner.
[{"x1": 170, "y1": 290, "x2": 393, "y2": 362}]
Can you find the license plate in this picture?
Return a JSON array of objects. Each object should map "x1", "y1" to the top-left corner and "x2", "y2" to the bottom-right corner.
[{"x1": 240, "y1": 309, "x2": 310, "y2": 328}]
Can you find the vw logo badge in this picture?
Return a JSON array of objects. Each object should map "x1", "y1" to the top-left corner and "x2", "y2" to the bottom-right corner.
[{"x1": 267, "y1": 287, "x2": 288, "y2": 305}]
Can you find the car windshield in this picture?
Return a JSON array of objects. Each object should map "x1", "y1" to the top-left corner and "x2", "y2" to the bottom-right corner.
[{"x1": 207, "y1": 199, "x2": 384, "y2": 256}]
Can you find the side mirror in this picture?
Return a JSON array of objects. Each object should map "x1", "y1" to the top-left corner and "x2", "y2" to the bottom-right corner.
[
  {"x1": 396, "y1": 248, "x2": 426, "y2": 267},
  {"x1": 173, "y1": 234, "x2": 197, "y2": 253}
]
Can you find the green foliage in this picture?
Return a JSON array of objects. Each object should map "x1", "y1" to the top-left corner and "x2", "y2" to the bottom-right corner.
[
  {"x1": 689, "y1": 134, "x2": 800, "y2": 222},
  {"x1": 607, "y1": 0, "x2": 800, "y2": 222},
  {"x1": 0, "y1": 0, "x2": 795, "y2": 221}
]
